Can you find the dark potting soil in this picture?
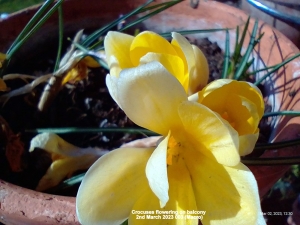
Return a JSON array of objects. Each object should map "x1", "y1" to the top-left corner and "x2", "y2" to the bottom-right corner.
[{"x1": 0, "y1": 37, "x2": 270, "y2": 196}]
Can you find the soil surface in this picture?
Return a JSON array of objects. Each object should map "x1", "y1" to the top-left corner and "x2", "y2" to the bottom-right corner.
[{"x1": 0, "y1": 37, "x2": 227, "y2": 192}]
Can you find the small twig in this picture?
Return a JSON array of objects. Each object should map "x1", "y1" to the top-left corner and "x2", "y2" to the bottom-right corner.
[
  {"x1": 37, "y1": 31, "x2": 84, "y2": 112},
  {"x1": 0, "y1": 74, "x2": 52, "y2": 105}
]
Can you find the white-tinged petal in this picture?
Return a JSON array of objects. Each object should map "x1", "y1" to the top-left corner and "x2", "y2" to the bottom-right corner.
[
  {"x1": 239, "y1": 95, "x2": 260, "y2": 133},
  {"x1": 188, "y1": 92, "x2": 199, "y2": 102},
  {"x1": 178, "y1": 101, "x2": 240, "y2": 166},
  {"x1": 239, "y1": 131, "x2": 259, "y2": 156},
  {"x1": 146, "y1": 132, "x2": 170, "y2": 208},
  {"x1": 171, "y1": 32, "x2": 195, "y2": 73},
  {"x1": 76, "y1": 147, "x2": 154, "y2": 225},
  {"x1": 29, "y1": 133, "x2": 105, "y2": 157},
  {"x1": 242, "y1": 81, "x2": 264, "y2": 118},
  {"x1": 188, "y1": 45, "x2": 209, "y2": 94},
  {"x1": 130, "y1": 155, "x2": 198, "y2": 225},
  {"x1": 106, "y1": 73, "x2": 122, "y2": 108},
  {"x1": 139, "y1": 52, "x2": 185, "y2": 85},
  {"x1": 171, "y1": 33, "x2": 198, "y2": 91},
  {"x1": 113, "y1": 61, "x2": 187, "y2": 135},
  {"x1": 107, "y1": 55, "x2": 122, "y2": 78},
  {"x1": 184, "y1": 147, "x2": 265, "y2": 225},
  {"x1": 104, "y1": 31, "x2": 134, "y2": 76},
  {"x1": 121, "y1": 136, "x2": 162, "y2": 148}
]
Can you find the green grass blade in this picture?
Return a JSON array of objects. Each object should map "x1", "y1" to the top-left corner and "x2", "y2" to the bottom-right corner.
[
  {"x1": 46, "y1": 173, "x2": 85, "y2": 192},
  {"x1": 263, "y1": 111, "x2": 300, "y2": 117},
  {"x1": 221, "y1": 29, "x2": 230, "y2": 79},
  {"x1": 159, "y1": 28, "x2": 229, "y2": 38},
  {"x1": 81, "y1": 0, "x2": 154, "y2": 47},
  {"x1": 233, "y1": 19, "x2": 258, "y2": 80},
  {"x1": 91, "y1": 0, "x2": 183, "y2": 50},
  {"x1": 133, "y1": 1, "x2": 181, "y2": 14},
  {"x1": 25, "y1": 127, "x2": 158, "y2": 135},
  {"x1": 237, "y1": 58, "x2": 254, "y2": 80},
  {"x1": 7, "y1": 0, "x2": 64, "y2": 59},
  {"x1": 121, "y1": 220, "x2": 129, "y2": 225},
  {"x1": 247, "y1": 63, "x2": 277, "y2": 75},
  {"x1": 66, "y1": 39, "x2": 109, "y2": 69},
  {"x1": 232, "y1": 16, "x2": 250, "y2": 63},
  {"x1": 53, "y1": 5, "x2": 64, "y2": 72},
  {"x1": 242, "y1": 156, "x2": 300, "y2": 165},
  {"x1": 233, "y1": 26, "x2": 239, "y2": 59},
  {"x1": 254, "y1": 52, "x2": 300, "y2": 85},
  {"x1": 6, "y1": 0, "x2": 55, "y2": 55},
  {"x1": 119, "y1": 0, "x2": 182, "y2": 32},
  {"x1": 255, "y1": 138, "x2": 300, "y2": 151}
]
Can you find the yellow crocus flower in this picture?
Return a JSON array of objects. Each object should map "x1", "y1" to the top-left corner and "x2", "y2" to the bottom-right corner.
[
  {"x1": 196, "y1": 79, "x2": 265, "y2": 156},
  {"x1": 61, "y1": 54, "x2": 102, "y2": 85},
  {"x1": 76, "y1": 62, "x2": 265, "y2": 225},
  {"x1": 104, "y1": 31, "x2": 209, "y2": 95}
]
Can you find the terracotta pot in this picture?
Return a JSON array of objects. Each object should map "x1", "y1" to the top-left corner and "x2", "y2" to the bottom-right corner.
[
  {"x1": 0, "y1": 179, "x2": 79, "y2": 225},
  {"x1": 240, "y1": 0, "x2": 300, "y2": 48},
  {"x1": 0, "y1": 0, "x2": 299, "y2": 224}
]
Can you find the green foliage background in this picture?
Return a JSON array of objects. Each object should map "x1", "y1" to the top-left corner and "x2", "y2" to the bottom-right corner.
[{"x1": 0, "y1": 0, "x2": 44, "y2": 14}]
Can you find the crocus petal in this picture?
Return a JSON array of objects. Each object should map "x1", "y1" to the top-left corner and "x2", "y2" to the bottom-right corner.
[
  {"x1": 130, "y1": 31, "x2": 177, "y2": 67},
  {"x1": 121, "y1": 136, "x2": 162, "y2": 148},
  {"x1": 187, "y1": 92, "x2": 198, "y2": 102},
  {"x1": 171, "y1": 33, "x2": 209, "y2": 95},
  {"x1": 198, "y1": 78, "x2": 229, "y2": 99},
  {"x1": 146, "y1": 132, "x2": 170, "y2": 207},
  {"x1": 107, "y1": 55, "x2": 123, "y2": 78},
  {"x1": 240, "y1": 82, "x2": 264, "y2": 118},
  {"x1": 164, "y1": 157, "x2": 198, "y2": 225},
  {"x1": 130, "y1": 156, "x2": 198, "y2": 225},
  {"x1": 171, "y1": 32, "x2": 194, "y2": 72},
  {"x1": 239, "y1": 131, "x2": 259, "y2": 156},
  {"x1": 184, "y1": 148, "x2": 265, "y2": 225},
  {"x1": 29, "y1": 133, "x2": 104, "y2": 157},
  {"x1": 76, "y1": 147, "x2": 154, "y2": 225},
  {"x1": 220, "y1": 95, "x2": 257, "y2": 134},
  {"x1": 178, "y1": 101, "x2": 240, "y2": 166},
  {"x1": 198, "y1": 79, "x2": 261, "y2": 135},
  {"x1": 107, "y1": 61, "x2": 187, "y2": 135},
  {"x1": 140, "y1": 52, "x2": 187, "y2": 92},
  {"x1": 106, "y1": 74, "x2": 121, "y2": 108},
  {"x1": 188, "y1": 45, "x2": 209, "y2": 94},
  {"x1": 36, "y1": 154, "x2": 99, "y2": 191},
  {"x1": 105, "y1": 74, "x2": 122, "y2": 109},
  {"x1": 104, "y1": 31, "x2": 135, "y2": 76},
  {"x1": 62, "y1": 61, "x2": 88, "y2": 84},
  {"x1": 199, "y1": 79, "x2": 264, "y2": 118}
]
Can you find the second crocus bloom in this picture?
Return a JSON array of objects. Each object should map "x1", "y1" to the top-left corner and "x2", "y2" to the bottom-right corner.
[{"x1": 195, "y1": 79, "x2": 265, "y2": 156}]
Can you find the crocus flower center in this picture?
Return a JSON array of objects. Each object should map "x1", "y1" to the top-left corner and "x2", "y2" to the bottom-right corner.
[
  {"x1": 166, "y1": 134, "x2": 183, "y2": 166},
  {"x1": 221, "y1": 111, "x2": 236, "y2": 129}
]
